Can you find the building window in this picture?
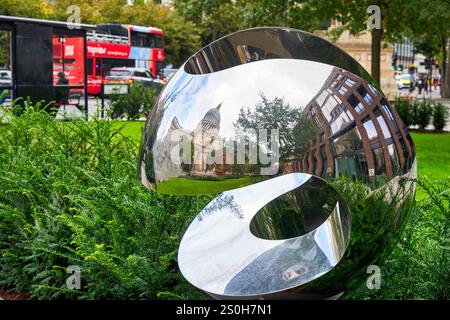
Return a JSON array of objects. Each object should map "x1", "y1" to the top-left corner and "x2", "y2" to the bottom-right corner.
[
  {"x1": 368, "y1": 84, "x2": 378, "y2": 95},
  {"x1": 345, "y1": 78, "x2": 356, "y2": 87},
  {"x1": 347, "y1": 94, "x2": 359, "y2": 108},
  {"x1": 388, "y1": 144, "x2": 400, "y2": 174},
  {"x1": 320, "y1": 145, "x2": 328, "y2": 174},
  {"x1": 377, "y1": 115, "x2": 392, "y2": 138},
  {"x1": 357, "y1": 84, "x2": 373, "y2": 105},
  {"x1": 372, "y1": 147, "x2": 386, "y2": 175},
  {"x1": 355, "y1": 102, "x2": 364, "y2": 114},
  {"x1": 338, "y1": 85, "x2": 348, "y2": 95},
  {"x1": 316, "y1": 90, "x2": 328, "y2": 106},
  {"x1": 333, "y1": 127, "x2": 363, "y2": 156},
  {"x1": 381, "y1": 99, "x2": 399, "y2": 132},
  {"x1": 332, "y1": 127, "x2": 368, "y2": 183},
  {"x1": 346, "y1": 110, "x2": 354, "y2": 120},
  {"x1": 363, "y1": 118, "x2": 377, "y2": 140}
]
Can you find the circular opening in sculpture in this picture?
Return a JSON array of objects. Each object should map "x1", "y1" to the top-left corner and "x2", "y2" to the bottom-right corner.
[{"x1": 249, "y1": 175, "x2": 342, "y2": 240}]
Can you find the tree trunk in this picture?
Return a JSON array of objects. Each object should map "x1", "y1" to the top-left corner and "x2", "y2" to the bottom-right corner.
[
  {"x1": 442, "y1": 37, "x2": 450, "y2": 98},
  {"x1": 371, "y1": 27, "x2": 383, "y2": 85}
]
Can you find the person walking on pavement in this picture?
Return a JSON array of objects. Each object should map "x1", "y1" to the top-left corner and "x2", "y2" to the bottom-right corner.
[{"x1": 417, "y1": 75, "x2": 423, "y2": 95}]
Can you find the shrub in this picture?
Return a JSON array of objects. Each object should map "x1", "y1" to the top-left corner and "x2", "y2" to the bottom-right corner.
[
  {"x1": 0, "y1": 105, "x2": 210, "y2": 299},
  {"x1": 109, "y1": 84, "x2": 159, "y2": 120},
  {"x1": 343, "y1": 178, "x2": 450, "y2": 299},
  {"x1": 393, "y1": 98, "x2": 413, "y2": 128},
  {"x1": 410, "y1": 101, "x2": 419, "y2": 127},
  {"x1": 432, "y1": 103, "x2": 449, "y2": 132},
  {"x1": 416, "y1": 100, "x2": 433, "y2": 130}
]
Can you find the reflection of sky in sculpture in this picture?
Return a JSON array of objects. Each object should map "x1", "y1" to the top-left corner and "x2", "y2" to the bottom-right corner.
[
  {"x1": 156, "y1": 59, "x2": 333, "y2": 140},
  {"x1": 179, "y1": 173, "x2": 311, "y2": 294}
]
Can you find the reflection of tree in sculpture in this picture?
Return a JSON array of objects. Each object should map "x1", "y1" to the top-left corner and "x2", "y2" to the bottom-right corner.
[
  {"x1": 198, "y1": 193, "x2": 243, "y2": 220},
  {"x1": 234, "y1": 94, "x2": 319, "y2": 165}
]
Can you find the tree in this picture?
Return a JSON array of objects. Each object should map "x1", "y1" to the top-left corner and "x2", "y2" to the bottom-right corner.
[
  {"x1": 298, "y1": 0, "x2": 450, "y2": 96},
  {"x1": 174, "y1": 0, "x2": 326, "y2": 48},
  {"x1": 406, "y1": 0, "x2": 450, "y2": 97},
  {"x1": 0, "y1": 0, "x2": 53, "y2": 18},
  {"x1": 234, "y1": 94, "x2": 319, "y2": 162},
  {"x1": 174, "y1": 0, "x2": 241, "y2": 45},
  {"x1": 0, "y1": 0, "x2": 54, "y2": 68},
  {"x1": 297, "y1": 0, "x2": 413, "y2": 85}
]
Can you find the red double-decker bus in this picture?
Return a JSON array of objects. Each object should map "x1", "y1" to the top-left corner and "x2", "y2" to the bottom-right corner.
[{"x1": 53, "y1": 23, "x2": 164, "y2": 95}]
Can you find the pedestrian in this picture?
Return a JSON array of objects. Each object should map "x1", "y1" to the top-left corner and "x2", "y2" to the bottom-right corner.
[
  {"x1": 55, "y1": 72, "x2": 69, "y2": 105},
  {"x1": 424, "y1": 76, "x2": 429, "y2": 94},
  {"x1": 417, "y1": 76, "x2": 423, "y2": 95}
]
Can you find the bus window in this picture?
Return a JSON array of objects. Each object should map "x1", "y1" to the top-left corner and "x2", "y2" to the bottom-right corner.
[
  {"x1": 153, "y1": 34, "x2": 163, "y2": 48},
  {"x1": 87, "y1": 58, "x2": 93, "y2": 76},
  {"x1": 134, "y1": 71, "x2": 148, "y2": 78},
  {"x1": 131, "y1": 31, "x2": 163, "y2": 48},
  {"x1": 95, "y1": 59, "x2": 101, "y2": 77}
]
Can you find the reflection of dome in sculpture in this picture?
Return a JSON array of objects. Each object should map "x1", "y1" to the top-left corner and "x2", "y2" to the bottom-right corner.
[
  {"x1": 197, "y1": 103, "x2": 222, "y2": 132},
  {"x1": 138, "y1": 27, "x2": 416, "y2": 300}
]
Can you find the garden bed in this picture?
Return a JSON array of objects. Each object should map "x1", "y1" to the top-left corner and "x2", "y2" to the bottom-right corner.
[{"x1": 0, "y1": 109, "x2": 448, "y2": 300}]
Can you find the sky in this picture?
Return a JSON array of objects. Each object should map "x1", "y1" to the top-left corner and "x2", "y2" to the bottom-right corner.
[{"x1": 156, "y1": 58, "x2": 333, "y2": 140}]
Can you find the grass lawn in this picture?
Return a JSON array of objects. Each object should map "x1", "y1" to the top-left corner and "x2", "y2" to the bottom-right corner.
[
  {"x1": 410, "y1": 132, "x2": 450, "y2": 181},
  {"x1": 112, "y1": 120, "x2": 145, "y2": 144},
  {"x1": 157, "y1": 176, "x2": 265, "y2": 195},
  {"x1": 120, "y1": 121, "x2": 450, "y2": 195}
]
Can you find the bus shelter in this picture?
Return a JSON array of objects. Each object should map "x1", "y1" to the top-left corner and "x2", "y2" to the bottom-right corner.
[{"x1": 0, "y1": 15, "x2": 95, "y2": 114}]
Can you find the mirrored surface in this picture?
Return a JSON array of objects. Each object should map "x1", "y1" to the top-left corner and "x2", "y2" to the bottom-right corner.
[
  {"x1": 178, "y1": 173, "x2": 351, "y2": 298},
  {"x1": 138, "y1": 27, "x2": 417, "y2": 299}
]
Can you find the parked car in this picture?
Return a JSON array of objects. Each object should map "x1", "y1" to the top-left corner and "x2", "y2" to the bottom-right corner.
[
  {"x1": 162, "y1": 64, "x2": 178, "y2": 83},
  {"x1": 397, "y1": 73, "x2": 413, "y2": 90},
  {"x1": 104, "y1": 67, "x2": 164, "y2": 89}
]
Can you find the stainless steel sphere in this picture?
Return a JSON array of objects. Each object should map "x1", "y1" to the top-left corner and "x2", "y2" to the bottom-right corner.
[{"x1": 139, "y1": 27, "x2": 416, "y2": 299}]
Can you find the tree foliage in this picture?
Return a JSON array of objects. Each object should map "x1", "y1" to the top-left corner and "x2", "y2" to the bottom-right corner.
[
  {"x1": 235, "y1": 94, "x2": 319, "y2": 161},
  {"x1": 0, "y1": 0, "x2": 53, "y2": 18}
]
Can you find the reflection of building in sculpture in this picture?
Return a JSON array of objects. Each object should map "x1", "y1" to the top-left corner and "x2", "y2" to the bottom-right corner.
[
  {"x1": 154, "y1": 103, "x2": 231, "y2": 181},
  {"x1": 315, "y1": 28, "x2": 398, "y2": 97},
  {"x1": 290, "y1": 67, "x2": 414, "y2": 186},
  {"x1": 193, "y1": 103, "x2": 222, "y2": 174}
]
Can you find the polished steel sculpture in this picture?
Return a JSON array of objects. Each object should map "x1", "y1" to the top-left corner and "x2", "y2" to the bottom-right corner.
[{"x1": 139, "y1": 27, "x2": 416, "y2": 299}]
